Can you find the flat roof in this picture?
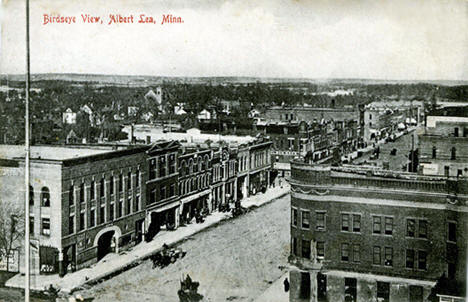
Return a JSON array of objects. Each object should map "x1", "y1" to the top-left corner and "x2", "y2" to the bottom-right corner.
[{"x1": 0, "y1": 145, "x2": 117, "y2": 161}]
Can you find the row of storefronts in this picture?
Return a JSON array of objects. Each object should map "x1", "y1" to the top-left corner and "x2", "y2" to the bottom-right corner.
[{"x1": 3, "y1": 137, "x2": 273, "y2": 276}]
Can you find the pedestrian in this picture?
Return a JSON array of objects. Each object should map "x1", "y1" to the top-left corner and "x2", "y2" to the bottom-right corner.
[{"x1": 284, "y1": 277, "x2": 290, "y2": 292}]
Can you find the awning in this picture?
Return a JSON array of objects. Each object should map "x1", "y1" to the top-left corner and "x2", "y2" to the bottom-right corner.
[{"x1": 181, "y1": 190, "x2": 210, "y2": 204}]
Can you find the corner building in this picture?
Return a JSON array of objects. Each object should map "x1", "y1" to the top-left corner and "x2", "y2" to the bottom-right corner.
[{"x1": 289, "y1": 162, "x2": 467, "y2": 302}]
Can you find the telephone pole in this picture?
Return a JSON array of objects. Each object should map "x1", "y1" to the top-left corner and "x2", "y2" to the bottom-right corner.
[{"x1": 24, "y1": 0, "x2": 31, "y2": 300}]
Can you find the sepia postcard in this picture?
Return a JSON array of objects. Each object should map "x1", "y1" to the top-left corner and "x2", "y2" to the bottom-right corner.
[{"x1": 0, "y1": 0, "x2": 467, "y2": 301}]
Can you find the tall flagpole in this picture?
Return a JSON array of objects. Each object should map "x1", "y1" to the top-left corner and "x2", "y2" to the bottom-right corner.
[{"x1": 24, "y1": 0, "x2": 31, "y2": 300}]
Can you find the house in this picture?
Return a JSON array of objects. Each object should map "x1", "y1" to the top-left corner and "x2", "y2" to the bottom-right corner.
[
  {"x1": 197, "y1": 109, "x2": 211, "y2": 121},
  {"x1": 63, "y1": 108, "x2": 77, "y2": 125}
]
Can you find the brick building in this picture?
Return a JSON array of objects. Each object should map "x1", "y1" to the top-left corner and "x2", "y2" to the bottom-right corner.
[
  {"x1": 0, "y1": 136, "x2": 274, "y2": 276},
  {"x1": 419, "y1": 106, "x2": 468, "y2": 177},
  {"x1": 288, "y1": 162, "x2": 467, "y2": 302}
]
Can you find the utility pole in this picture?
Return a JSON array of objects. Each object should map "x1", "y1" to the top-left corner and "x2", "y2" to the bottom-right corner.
[{"x1": 24, "y1": 0, "x2": 31, "y2": 300}]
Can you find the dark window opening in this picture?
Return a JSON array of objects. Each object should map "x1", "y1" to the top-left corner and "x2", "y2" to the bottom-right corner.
[
  {"x1": 344, "y1": 278, "x2": 357, "y2": 302},
  {"x1": 406, "y1": 249, "x2": 415, "y2": 268},
  {"x1": 377, "y1": 282, "x2": 390, "y2": 302},
  {"x1": 341, "y1": 243, "x2": 349, "y2": 262},
  {"x1": 302, "y1": 239, "x2": 311, "y2": 259}
]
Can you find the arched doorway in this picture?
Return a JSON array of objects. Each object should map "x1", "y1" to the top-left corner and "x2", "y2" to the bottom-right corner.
[
  {"x1": 97, "y1": 230, "x2": 114, "y2": 261},
  {"x1": 94, "y1": 226, "x2": 122, "y2": 261}
]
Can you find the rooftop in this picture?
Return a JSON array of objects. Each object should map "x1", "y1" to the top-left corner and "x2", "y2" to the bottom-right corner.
[{"x1": 0, "y1": 145, "x2": 124, "y2": 161}]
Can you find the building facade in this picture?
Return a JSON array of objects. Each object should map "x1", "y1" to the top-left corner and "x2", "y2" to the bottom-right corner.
[
  {"x1": 418, "y1": 107, "x2": 468, "y2": 177},
  {"x1": 1, "y1": 136, "x2": 274, "y2": 276},
  {"x1": 289, "y1": 162, "x2": 467, "y2": 302}
]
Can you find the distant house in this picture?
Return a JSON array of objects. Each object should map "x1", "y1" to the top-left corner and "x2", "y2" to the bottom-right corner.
[
  {"x1": 197, "y1": 109, "x2": 211, "y2": 121},
  {"x1": 174, "y1": 103, "x2": 187, "y2": 115},
  {"x1": 220, "y1": 99, "x2": 240, "y2": 115},
  {"x1": 128, "y1": 106, "x2": 139, "y2": 117},
  {"x1": 62, "y1": 108, "x2": 76, "y2": 125},
  {"x1": 142, "y1": 112, "x2": 154, "y2": 122},
  {"x1": 145, "y1": 87, "x2": 164, "y2": 113},
  {"x1": 248, "y1": 109, "x2": 260, "y2": 118},
  {"x1": 66, "y1": 129, "x2": 78, "y2": 144}
]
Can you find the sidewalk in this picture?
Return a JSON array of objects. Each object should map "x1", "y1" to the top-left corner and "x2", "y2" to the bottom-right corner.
[
  {"x1": 254, "y1": 272, "x2": 290, "y2": 302},
  {"x1": 5, "y1": 184, "x2": 290, "y2": 294}
]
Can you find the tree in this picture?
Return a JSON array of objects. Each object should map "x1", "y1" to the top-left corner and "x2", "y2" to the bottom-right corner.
[{"x1": 0, "y1": 199, "x2": 23, "y2": 272}]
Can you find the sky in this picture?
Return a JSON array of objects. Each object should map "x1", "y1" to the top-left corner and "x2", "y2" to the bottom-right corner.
[{"x1": 0, "y1": 0, "x2": 467, "y2": 81}]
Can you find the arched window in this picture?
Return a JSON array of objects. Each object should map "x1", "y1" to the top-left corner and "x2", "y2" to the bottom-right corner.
[
  {"x1": 179, "y1": 183, "x2": 183, "y2": 196},
  {"x1": 186, "y1": 180, "x2": 190, "y2": 193},
  {"x1": 41, "y1": 187, "x2": 50, "y2": 207},
  {"x1": 198, "y1": 157, "x2": 203, "y2": 171},
  {"x1": 451, "y1": 147, "x2": 456, "y2": 160},
  {"x1": 29, "y1": 185, "x2": 34, "y2": 205},
  {"x1": 205, "y1": 155, "x2": 210, "y2": 170},
  {"x1": 180, "y1": 160, "x2": 186, "y2": 177},
  {"x1": 189, "y1": 159, "x2": 193, "y2": 174}
]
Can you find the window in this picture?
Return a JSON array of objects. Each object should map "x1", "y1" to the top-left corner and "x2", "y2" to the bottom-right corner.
[
  {"x1": 448, "y1": 222, "x2": 456, "y2": 242},
  {"x1": 384, "y1": 247, "x2": 393, "y2": 266},
  {"x1": 385, "y1": 217, "x2": 393, "y2": 235},
  {"x1": 377, "y1": 282, "x2": 390, "y2": 302},
  {"x1": 292, "y1": 208, "x2": 298, "y2": 227},
  {"x1": 41, "y1": 218, "x2": 50, "y2": 236},
  {"x1": 100, "y1": 206, "x2": 105, "y2": 224},
  {"x1": 317, "y1": 242, "x2": 325, "y2": 259},
  {"x1": 344, "y1": 278, "x2": 357, "y2": 302},
  {"x1": 135, "y1": 195, "x2": 140, "y2": 212},
  {"x1": 302, "y1": 239, "x2": 311, "y2": 259},
  {"x1": 407, "y1": 219, "x2": 415, "y2": 237},
  {"x1": 409, "y1": 286, "x2": 423, "y2": 302},
  {"x1": 406, "y1": 249, "x2": 415, "y2": 268},
  {"x1": 100, "y1": 178, "x2": 105, "y2": 197},
  {"x1": 126, "y1": 198, "x2": 131, "y2": 215},
  {"x1": 159, "y1": 156, "x2": 167, "y2": 177},
  {"x1": 29, "y1": 217, "x2": 34, "y2": 235},
  {"x1": 110, "y1": 176, "x2": 114, "y2": 195},
  {"x1": 341, "y1": 214, "x2": 349, "y2": 231},
  {"x1": 302, "y1": 211, "x2": 310, "y2": 229},
  {"x1": 418, "y1": 251, "x2": 427, "y2": 270},
  {"x1": 353, "y1": 244, "x2": 360, "y2": 262},
  {"x1": 316, "y1": 212, "x2": 325, "y2": 231},
  {"x1": 41, "y1": 187, "x2": 50, "y2": 207},
  {"x1": 373, "y1": 216, "x2": 381, "y2": 234},
  {"x1": 69, "y1": 185, "x2": 74, "y2": 205},
  {"x1": 118, "y1": 174, "x2": 123, "y2": 192},
  {"x1": 79, "y1": 183, "x2": 85, "y2": 203},
  {"x1": 79, "y1": 212, "x2": 85, "y2": 231},
  {"x1": 454, "y1": 127, "x2": 459, "y2": 137},
  {"x1": 432, "y1": 146, "x2": 437, "y2": 159},
  {"x1": 68, "y1": 216, "x2": 74, "y2": 235},
  {"x1": 352, "y1": 214, "x2": 360, "y2": 232},
  {"x1": 169, "y1": 184, "x2": 175, "y2": 197},
  {"x1": 451, "y1": 147, "x2": 456, "y2": 160},
  {"x1": 341, "y1": 243, "x2": 349, "y2": 262},
  {"x1": 29, "y1": 185, "x2": 34, "y2": 205},
  {"x1": 90, "y1": 181, "x2": 95, "y2": 200},
  {"x1": 127, "y1": 172, "x2": 131, "y2": 190},
  {"x1": 373, "y1": 246, "x2": 381, "y2": 265},
  {"x1": 89, "y1": 209, "x2": 95, "y2": 227},
  {"x1": 109, "y1": 204, "x2": 114, "y2": 221},
  {"x1": 169, "y1": 154, "x2": 176, "y2": 174},
  {"x1": 150, "y1": 159, "x2": 157, "y2": 179},
  {"x1": 161, "y1": 186, "x2": 167, "y2": 200},
  {"x1": 136, "y1": 170, "x2": 140, "y2": 187},
  {"x1": 150, "y1": 188, "x2": 157, "y2": 204},
  {"x1": 118, "y1": 200, "x2": 123, "y2": 217},
  {"x1": 419, "y1": 220, "x2": 427, "y2": 238},
  {"x1": 317, "y1": 273, "x2": 327, "y2": 302},
  {"x1": 292, "y1": 237, "x2": 297, "y2": 256}
]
